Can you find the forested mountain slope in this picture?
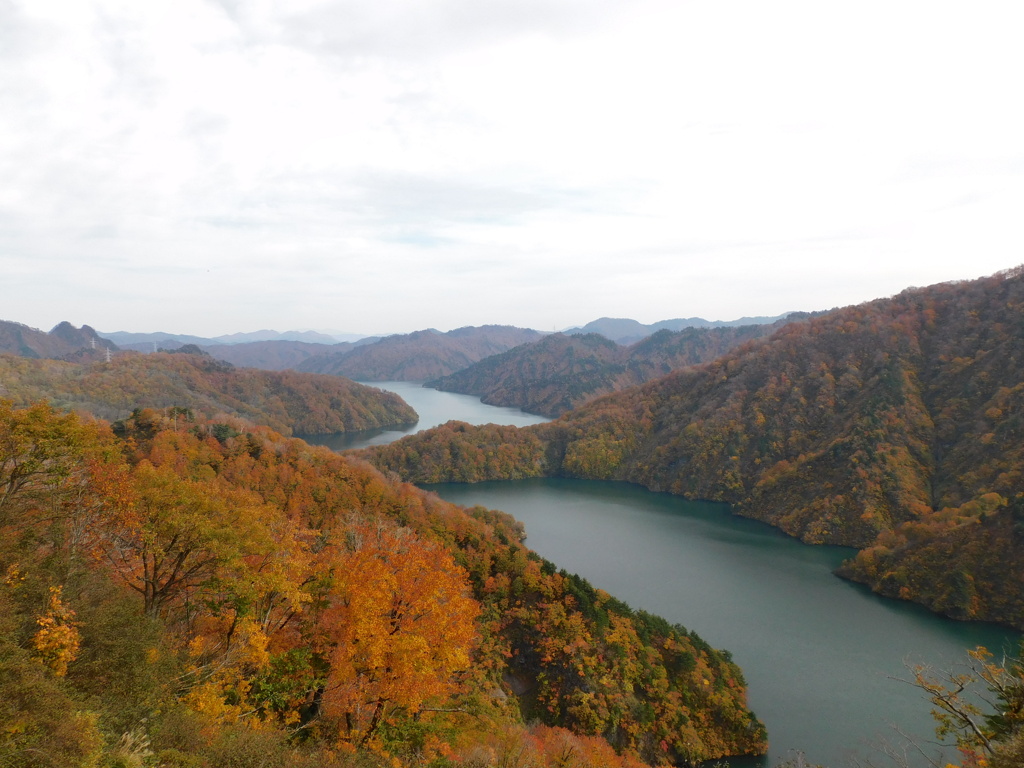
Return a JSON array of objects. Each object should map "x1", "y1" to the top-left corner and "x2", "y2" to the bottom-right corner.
[
  {"x1": 299, "y1": 325, "x2": 543, "y2": 381},
  {"x1": 366, "y1": 268, "x2": 1024, "y2": 629},
  {"x1": 427, "y1": 319, "x2": 803, "y2": 417},
  {"x1": 0, "y1": 320, "x2": 116, "y2": 361},
  {"x1": 428, "y1": 333, "x2": 623, "y2": 416},
  {"x1": 0, "y1": 351, "x2": 416, "y2": 435},
  {"x1": 567, "y1": 313, "x2": 791, "y2": 343},
  {"x1": 0, "y1": 402, "x2": 764, "y2": 766}
]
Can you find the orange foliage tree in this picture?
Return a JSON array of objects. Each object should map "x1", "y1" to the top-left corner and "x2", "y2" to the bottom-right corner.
[{"x1": 316, "y1": 518, "x2": 480, "y2": 748}]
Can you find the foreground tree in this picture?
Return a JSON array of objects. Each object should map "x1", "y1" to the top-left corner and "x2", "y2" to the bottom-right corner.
[
  {"x1": 901, "y1": 643, "x2": 1024, "y2": 767},
  {"x1": 317, "y1": 518, "x2": 480, "y2": 749}
]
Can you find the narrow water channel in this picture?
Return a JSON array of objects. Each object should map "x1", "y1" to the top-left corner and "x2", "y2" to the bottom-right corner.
[{"x1": 302, "y1": 381, "x2": 549, "y2": 451}]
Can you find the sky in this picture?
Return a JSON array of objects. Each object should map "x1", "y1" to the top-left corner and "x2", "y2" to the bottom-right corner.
[{"x1": 2, "y1": 0, "x2": 1023, "y2": 338}]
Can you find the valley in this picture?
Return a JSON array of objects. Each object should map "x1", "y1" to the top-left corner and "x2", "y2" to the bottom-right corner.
[{"x1": 2, "y1": 268, "x2": 1024, "y2": 766}]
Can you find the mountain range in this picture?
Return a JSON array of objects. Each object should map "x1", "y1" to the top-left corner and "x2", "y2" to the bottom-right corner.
[
  {"x1": 565, "y1": 313, "x2": 794, "y2": 343},
  {"x1": 427, "y1": 315, "x2": 815, "y2": 417},
  {"x1": 0, "y1": 320, "x2": 115, "y2": 361},
  {"x1": 294, "y1": 325, "x2": 546, "y2": 381},
  {"x1": 3, "y1": 269, "x2": 1024, "y2": 766},
  {"x1": 98, "y1": 328, "x2": 354, "y2": 346},
  {"x1": 365, "y1": 267, "x2": 1024, "y2": 630},
  {"x1": 5, "y1": 274, "x2": 1024, "y2": 631},
  {"x1": 96, "y1": 314, "x2": 792, "y2": 351}
]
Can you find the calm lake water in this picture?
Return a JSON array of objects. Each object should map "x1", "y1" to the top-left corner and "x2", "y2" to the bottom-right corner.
[
  {"x1": 316, "y1": 384, "x2": 1021, "y2": 767},
  {"x1": 427, "y1": 479, "x2": 1020, "y2": 768},
  {"x1": 302, "y1": 381, "x2": 550, "y2": 451}
]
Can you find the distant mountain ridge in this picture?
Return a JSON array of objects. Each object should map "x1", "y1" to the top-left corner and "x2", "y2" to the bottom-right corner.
[
  {"x1": 566, "y1": 313, "x2": 794, "y2": 343},
  {"x1": 100, "y1": 326, "x2": 545, "y2": 379},
  {"x1": 0, "y1": 320, "x2": 116, "y2": 361},
  {"x1": 93, "y1": 317, "x2": 798, "y2": 379},
  {"x1": 99, "y1": 328, "x2": 352, "y2": 346},
  {"x1": 427, "y1": 317, "x2": 811, "y2": 417},
  {"x1": 7, "y1": 316, "x2": 795, "y2": 396},
  {"x1": 297, "y1": 325, "x2": 545, "y2": 381},
  {"x1": 196, "y1": 339, "x2": 356, "y2": 371}
]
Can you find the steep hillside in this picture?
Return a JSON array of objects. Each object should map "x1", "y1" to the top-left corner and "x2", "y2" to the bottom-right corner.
[
  {"x1": 0, "y1": 320, "x2": 116, "y2": 361},
  {"x1": 300, "y1": 325, "x2": 544, "y2": 381},
  {"x1": 428, "y1": 333, "x2": 622, "y2": 416},
  {"x1": 0, "y1": 351, "x2": 416, "y2": 435},
  {"x1": 428, "y1": 321, "x2": 797, "y2": 417},
  {"x1": 366, "y1": 268, "x2": 1024, "y2": 629},
  {"x1": 0, "y1": 402, "x2": 765, "y2": 766}
]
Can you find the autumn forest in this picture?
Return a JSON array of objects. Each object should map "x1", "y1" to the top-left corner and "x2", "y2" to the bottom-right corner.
[{"x1": 3, "y1": 268, "x2": 1024, "y2": 767}]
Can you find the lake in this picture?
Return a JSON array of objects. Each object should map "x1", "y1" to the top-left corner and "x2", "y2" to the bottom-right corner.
[
  {"x1": 302, "y1": 380, "x2": 550, "y2": 451},
  {"x1": 320, "y1": 383, "x2": 1022, "y2": 767},
  {"x1": 426, "y1": 478, "x2": 1020, "y2": 768}
]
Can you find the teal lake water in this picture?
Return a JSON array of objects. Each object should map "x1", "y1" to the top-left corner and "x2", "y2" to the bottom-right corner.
[
  {"x1": 427, "y1": 478, "x2": 1019, "y2": 768},
  {"x1": 320, "y1": 383, "x2": 1021, "y2": 767}
]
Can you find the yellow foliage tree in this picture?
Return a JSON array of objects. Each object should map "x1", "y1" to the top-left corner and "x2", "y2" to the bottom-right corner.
[{"x1": 32, "y1": 586, "x2": 81, "y2": 677}]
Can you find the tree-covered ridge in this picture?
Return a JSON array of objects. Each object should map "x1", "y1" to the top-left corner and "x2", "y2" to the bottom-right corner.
[
  {"x1": 427, "y1": 321, "x2": 801, "y2": 417},
  {"x1": 366, "y1": 268, "x2": 1024, "y2": 629},
  {"x1": 298, "y1": 325, "x2": 544, "y2": 381},
  {"x1": 0, "y1": 320, "x2": 116, "y2": 362},
  {"x1": 566, "y1": 314, "x2": 795, "y2": 343},
  {"x1": 0, "y1": 401, "x2": 765, "y2": 767},
  {"x1": 427, "y1": 334, "x2": 623, "y2": 417},
  {"x1": 0, "y1": 351, "x2": 416, "y2": 435}
]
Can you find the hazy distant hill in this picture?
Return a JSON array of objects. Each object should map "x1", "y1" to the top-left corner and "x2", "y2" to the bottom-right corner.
[
  {"x1": 199, "y1": 339, "x2": 356, "y2": 371},
  {"x1": 0, "y1": 320, "x2": 116, "y2": 361},
  {"x1": 213, "y1": 329, "x2": 342, "y2": 344},
  {"x1": 0, "y1": 350, "x2": 416, "y2": 435},
  {"x1": 99, "y1": 328, "x2": 351, "y2": 347},
  {"x1": 567, "y1": 313, "x2": 793, "y2": 343},
  {"x1": 367, "y1": 268, "x2": 1024, "y2": 629},
  {"x1": 101, "y1": 330, "x2": 222, "y2": 348},
  {"x1": 299, "y1": 325, "x2": 544, "y2": 381},
  {"x1": 427, "y1": 320, "x2": 802, "y2": 416},
  {"x1": 107, "y1": 332, "x2": 387, "y2": 373},
  {"x1": 112, "y1": 337, "x2": 382, "y2": 372}
]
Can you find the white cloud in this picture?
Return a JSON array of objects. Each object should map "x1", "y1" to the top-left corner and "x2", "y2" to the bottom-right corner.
[{"x1": 1, "y1": 0, "x2": 1023, "y2": 335}]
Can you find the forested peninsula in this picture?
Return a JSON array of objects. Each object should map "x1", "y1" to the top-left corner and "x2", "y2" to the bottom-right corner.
[
  {"x1": 0, "y1": 402, "x2": 764, "y2": 767},
  {"x1": 0, "y1": 351, "x2": 416, "y2": 435},
  {"x1": 366, "y1": 268, "x2": 1024, "y2": 630}
]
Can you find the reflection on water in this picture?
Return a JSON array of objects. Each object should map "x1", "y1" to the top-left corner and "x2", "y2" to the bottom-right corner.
[{"x1": 303, "y1": 424, "x2": 419, "y2": 451}]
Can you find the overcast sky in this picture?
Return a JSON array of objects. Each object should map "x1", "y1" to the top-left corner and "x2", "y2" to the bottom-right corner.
[{"x1": 3, "y1": 0, "x2": 1023, "y2": 337}]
